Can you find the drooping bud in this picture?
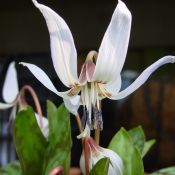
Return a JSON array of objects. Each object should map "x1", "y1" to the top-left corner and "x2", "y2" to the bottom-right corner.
[{"x1": 80, "y1": 137, "x2": 123, "y2": 175}]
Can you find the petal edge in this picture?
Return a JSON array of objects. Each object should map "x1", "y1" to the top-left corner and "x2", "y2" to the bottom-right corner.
[{"x1": 111, "y1": 56, "x2": 175, "y2": 100}]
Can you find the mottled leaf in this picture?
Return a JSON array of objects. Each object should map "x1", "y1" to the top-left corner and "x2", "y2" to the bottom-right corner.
[
  {"x1": 108, "y1": 128, "x2": 144, "y2": 175},
  {"x1": 128, "y1": 126, "x2": 145, "y2": 154},
  {"x1": 13, "y1": 106, "x2": 47, "y2": 175},
  {"x1": 43, "y1": 101, "x2": 72, "y2": 175}
]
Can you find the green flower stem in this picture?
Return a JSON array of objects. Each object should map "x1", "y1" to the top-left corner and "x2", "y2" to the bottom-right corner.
[
  {"x1": 94, "y1": 128, "x2": 100, "y2": 145},
  {"x1": 75, "y1": 113, "x2": 83, "y2": 134}
]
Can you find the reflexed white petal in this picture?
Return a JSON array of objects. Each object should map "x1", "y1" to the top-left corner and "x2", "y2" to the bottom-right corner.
[
  {"x1": 0, "y1": 102, "x2": 16, "y2": 109},
  {"x1": 63, "y1": 95, "x2": 80, "y2": 115},
  {"x1": 35, "y1": 113, "x2": 49, "y2": 139},
  {"x1": 3, "y1": 62, "x2": 19, "y2": 103},
  {"x1": 77, "y1": 124, "x2": 90, "y2": 139},
  {"x1": 112, "y1": 55, "x2": 175, "y2": 100},
  {"x1": 32, "y1": 0, "x2": 79, "y2": 87},
  {"x1": 93, "y1": 0, "x2": 131, "y2": 83},
  {"x1": 20, "y1": 62, "x2": 77, "y2": 99}
]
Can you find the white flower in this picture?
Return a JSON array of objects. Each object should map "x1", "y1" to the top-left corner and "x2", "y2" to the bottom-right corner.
[
  {"x1": 0, "y1": 62, "x2": 19, "y2": 118},
  {"x1": 80, "y1": 137, "x2": 123, "y2": 175},
  {"x1": 0, "y1": 62, "x2": 48, "y2": 138},
  {"x1": 0, "y1": 62, "x2": 19, "y2": 110},
  {"x1": 20, "y1": 0, "x2": 175, "y2": 137}
]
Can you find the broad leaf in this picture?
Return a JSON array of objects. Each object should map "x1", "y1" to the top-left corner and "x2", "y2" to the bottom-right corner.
[
  {"x1": 43, "y1": 101, "x2": 72, "y2": 175},
  {"x1": 13, "y1": 107, "x2": 47, "y2": 175},
  {"x1": 108, "y1": 128, "x2": 144, "y2": 175},
  {"x1": 142, "y1": 139, "x2": 156, "y2": 158},
  {"x1": 128, "y1": 126, "x2": 145, "y2": 154},
  {"x1": 150, "y1": 166, "x2": 175, "y2": 175},
  {"x1": 0, "y1": 161, "x2": 22, "y2": 175},
  {"x1": 128, "y1": 126, "x2": 155, "y2": 158},
  {"x1": 89, "y1": 158, "x2": 110, "y2": 175}
]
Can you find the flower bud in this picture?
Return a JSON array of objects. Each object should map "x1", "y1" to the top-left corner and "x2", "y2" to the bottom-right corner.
[{"x1": 80, "y1": 137, "x2": 123, "y2": 175}]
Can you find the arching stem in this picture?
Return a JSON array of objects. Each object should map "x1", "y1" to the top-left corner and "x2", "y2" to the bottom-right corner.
[
  {"x1": 18, "y1": 85, "x2": 43, "y2": 127},
  {"x1": 86, "y1": 50, "x2": 98, "y2": 62}
]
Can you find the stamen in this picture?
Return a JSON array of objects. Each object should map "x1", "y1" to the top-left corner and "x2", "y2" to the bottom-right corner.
[
  {"x1": 93, "y1": 107, "x2": 103, "y2": 131},
  {"x1": 82, "y1": 106, "x2": 93, "y2": 130},
  {"x1": 92, "y1": 106, "x2": 98, "y2": 130},
  {"x1": 97, "y1": 110, "x2": 103, "y2": 131},
  {"x1": 82, "y1": 106, "x2": 87, "y2": 127}
]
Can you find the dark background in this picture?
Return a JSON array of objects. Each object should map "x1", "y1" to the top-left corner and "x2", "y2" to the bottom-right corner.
[{"x1": 0, "y1": 0, "x2": 175, "y2": 173}]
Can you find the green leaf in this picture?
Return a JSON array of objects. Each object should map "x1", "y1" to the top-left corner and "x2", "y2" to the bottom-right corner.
[
  {"x1": 142, "y1": 139, "x2": 156, "y2": 158},
  {"x1": 128, "y1": 126, "x2": 156, "y2": 158},
  {"x1": 89, "y1": 158, "x2": 110, "y2": 175},
  {"x1": 0, "y1": 161, "x2": 22, "y2": 175},
  {"x1": 43, "y1": 101, "x2": 72, "y2": 175},
  {"x1": 108, "y1": 128, "x2": 144, "y2": 175},
  {"x1": 128, "y1": 126, "x2": 145, "y2": 154},
  {"x1": 150, "y1": 166, "x2": 175, "y2": 175},
  {"x1": 13, "y1": 106, "x2": 47, "y2": 175}
]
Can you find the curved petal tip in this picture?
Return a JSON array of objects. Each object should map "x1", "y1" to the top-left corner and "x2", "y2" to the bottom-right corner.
[
  {"x1": 3, "y1": 62, "x2": 19, "y2": 103},
  {"x1": 32, "y1": 0, "x2": 38, "y2": 6},
  {"x1": 63, "y1": 95, "x2": 80, "y2": 115},
  {"x1": 112, "y1": 55, "x2": 175, "y2": 100}
]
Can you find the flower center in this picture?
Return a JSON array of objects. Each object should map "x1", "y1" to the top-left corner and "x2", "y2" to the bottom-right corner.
[
  {"x1": 79, "y1": 51, "x2": 107, "y2": 132},
  {"x1": 81, "y1": 81, "x2": 103, "y2": 131}
]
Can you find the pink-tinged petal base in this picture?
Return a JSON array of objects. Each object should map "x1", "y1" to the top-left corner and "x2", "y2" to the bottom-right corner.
[
  {"x1": 79, "y1": 60, "x2": 95, "y2": 84},
  {"x1": 86, "y1": 60, "x2": 95, "y2": 82}
]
